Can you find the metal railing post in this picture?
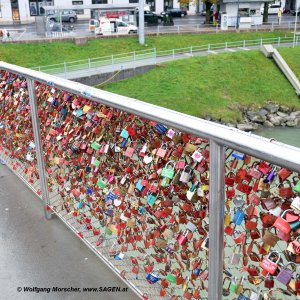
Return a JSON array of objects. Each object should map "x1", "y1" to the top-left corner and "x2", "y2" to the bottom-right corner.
[
  {"x1": 27, "y1": 79, "x2": 52, "y2": 220},
  {"x1": 112, "y1": 55, "x2": 114, "y2": 66},
  {"x1": 208, "y1": 140, "x2": 225, "y2": 300},
  {"x1": 172, "y1": 48, "x2": 175, "y2": 59},
  {"x1": 190, "y1": 46, "x2": 193, "y2": 55},
  {"x1": 177, "y1": 25, "x2": 180, "y2": 34},
  {"x1": 243, "y1": 40, "x2": 246, "y2": 48},
  {"x1": 88, "y1": 58, "x2": 91, "y2": 69},
  {"x1": 64, "y1": 62, "x2": 67, "y2": 76},
  {"x1": 154, "y1": 48, "x2": 156, "y2": 64},
  {"x1": 260, "y1": 38, "x2": 263, "y2": 47},
  {"x1": 278, "y1": 36, "x2": 281, "y2": 46}
]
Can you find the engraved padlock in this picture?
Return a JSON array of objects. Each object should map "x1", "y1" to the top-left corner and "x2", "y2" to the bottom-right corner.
[
  {"x1": 259, "y1": 251, "x2": 280, "y2": 275},
  {"x1": 273, "y1": 209, "x2": 293, "y2": 234}
]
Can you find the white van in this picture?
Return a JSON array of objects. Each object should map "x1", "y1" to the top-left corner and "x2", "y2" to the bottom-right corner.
[
  {"x1": 90, "y1": 18, "x2": 137, "y2": 35},
  {"x1": 261, "y1": 4, "x2": 284, "y2": 15}
]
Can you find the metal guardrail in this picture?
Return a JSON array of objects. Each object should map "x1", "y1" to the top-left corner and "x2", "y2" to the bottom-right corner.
[
  {"x1": 1, "y1": 61, "x2": 300, "y2": 300},
  {"x1": 32, "y1": 36, "x2": 299, "y2": 76}
]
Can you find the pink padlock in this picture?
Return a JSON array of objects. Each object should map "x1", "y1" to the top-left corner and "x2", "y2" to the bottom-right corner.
[{"x1": 177, "y1": 231, "x2": 189, "y2": 246}]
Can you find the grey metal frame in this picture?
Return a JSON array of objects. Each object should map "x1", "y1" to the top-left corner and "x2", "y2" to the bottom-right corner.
[
  {"x1": 1, "y1": 61, "x2": 300, "y2": 300},
  {"x1": 27, "y1": 79, "x2": 52, "y2": 220}
]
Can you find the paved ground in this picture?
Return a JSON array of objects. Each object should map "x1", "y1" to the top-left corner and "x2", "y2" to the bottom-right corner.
[
  {"x1": 0, "y1": 165, "x2": 138, "y2": 300},
  {"x1": 0, "y1": 14, "x2": 298, "y2": 42}
]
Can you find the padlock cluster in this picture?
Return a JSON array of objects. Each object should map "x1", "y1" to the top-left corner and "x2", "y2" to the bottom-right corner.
[
  {"x1": 0, "y1": 72, "x2": 40, "y2": 191},
  {"x1": 26, "y1": 78, "x2": 212, "y2": 299},
  {"x1": 223, "y1": 153, "x2": 300, "y2": 299},
  {"x1": 1, "y1": 70, "x2": 300, "y2": 300}
]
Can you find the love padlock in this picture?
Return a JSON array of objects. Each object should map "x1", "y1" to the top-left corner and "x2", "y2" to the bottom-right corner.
[
  {"x1": 287, "y1": 236, "x2": 300, "y2": 254},
  {"x1": 161, "y1": 161, "x2": 175, "y2": 179},
  {"x1": 179, "y1": 165, "x2": 193, "y2": 183},
  {"x1": 273, "y1": 209, "x2": 293, "y2": 234},
  {"x1": 276, "y1": 262, "x2": 296, "y2": 285},
  {"x1": 259, "y1": 251, "x2": 280, "y2": 275},
  {"x1": 230, "y1": 245, "x2": 242, "y2": 265},
  {"x1": 232, "y1": 208, "x2": 245, "y2": 225}
]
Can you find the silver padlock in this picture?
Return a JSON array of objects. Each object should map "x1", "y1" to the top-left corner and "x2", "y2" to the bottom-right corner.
[
  {"x1": 186, "y1": 221, "x2": 197, "y2": 232},
  {"x1": 179, "y1": 165, "x2": 193, "y2": 183},
  {"x1": 250, "y1": 288, "x2": 262, "y2": 300},
  {"x1": 230, "y1": 245, "x2": 242, "y2": 265},
  {"x1": 291, "y1": 196, "x2": 300, "y2": 211}
]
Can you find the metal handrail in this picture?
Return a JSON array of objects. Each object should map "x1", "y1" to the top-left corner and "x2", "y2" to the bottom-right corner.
[
  {"x1": 2, "y1": 60, "x2": 300, "y2": 171},
  {"x1": 31, "y1": 36, "x2": 299, "y2": 75}
]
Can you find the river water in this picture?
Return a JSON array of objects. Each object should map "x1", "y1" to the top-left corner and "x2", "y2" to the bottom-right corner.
[{"x1": 255, "y1": 127, "x2": 300, "y2": 148}]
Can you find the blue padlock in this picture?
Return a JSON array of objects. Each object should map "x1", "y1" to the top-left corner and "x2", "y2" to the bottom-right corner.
[
  {"x1": 136, "y1": 179, "x2": 144, "y2": 191},
  {"x1": 232, "y1": 208, "x2": 245, "y2": 225},
  {"x1": 121, "y1": 138, "x2": 127, "y2": 148},
  {"x1": 146, "y1": 272, "x2": 160, "y2": 284},
  {"x1": 232, "y1": 151, "x2": 245, "y2": 160}
]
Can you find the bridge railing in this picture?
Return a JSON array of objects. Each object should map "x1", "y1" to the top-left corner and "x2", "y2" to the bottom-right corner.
[
  {"x1": 1, "y1": 61, "x2": 300, "y2": 299},
  {"x1": 31, "y1": 36, "x2": 299, "y2": 77}
]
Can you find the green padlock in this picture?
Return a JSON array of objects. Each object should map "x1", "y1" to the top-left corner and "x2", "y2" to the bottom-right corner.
[
  {"x1": 147, "y1": 193, "x2": 157, "y2": 206},
  {"x1": 91, "y1": 141, "x2": 100, "y2": 150},
  {"x1": 161, "y1": 177, "x2": 168, "y2": 187},
  {"x1": 105, "y1": 227, "x2": 112, "y2": 235},
  {"x1": 97, "y1": 178, "x2": 107, "y2": 189},
  {"x1": 166, "y1": 273, "x2": 176, "y2": 283},
  {"x1": 290, "y1": 220, "x2": 300, "y2": 231},
  {"x1": 294, "y1": 180, "x2": 300, "y2": 193},
  {"x1": 161, "y1": 161, "x2": 175, "y2": 179}
]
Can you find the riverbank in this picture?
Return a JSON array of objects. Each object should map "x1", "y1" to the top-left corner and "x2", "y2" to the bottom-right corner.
[{"x1": 102, "y1": 49, "x2": 300, "y2": 123}]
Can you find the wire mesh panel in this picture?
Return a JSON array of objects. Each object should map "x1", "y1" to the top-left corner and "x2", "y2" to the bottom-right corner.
[
  {"x1": 223, "y1": 150, "x2": 300, "y2": 299},
  {"x1": 0, "y1": 71, "x2": 41, "y2": 195},
  {"x1": 29, "y1": 81, "x2": 211, "y2": 299}
]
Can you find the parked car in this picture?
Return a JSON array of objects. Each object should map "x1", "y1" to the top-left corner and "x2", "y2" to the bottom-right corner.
[
  {"x1": 136, "y1": 10, "x2": 164, "y2": 26},
  {"x1": 161, "y1": 8, "x2": 187, "y2": 17},
  {"x1": 291, "y1": 9, "x2": 300, "y2": 16},
  {"x1": 47, "y1": 10, "x2": 77, "y2": 23},
  {"x1": 260, "y1": 4, "x2": 284, "y2": 15},
  {"x1": 48, "y1": 22, "x2": 74, "y2": 32},
  {"x1": 144, "y1": 11, "x2": 164, "y2": 24}
]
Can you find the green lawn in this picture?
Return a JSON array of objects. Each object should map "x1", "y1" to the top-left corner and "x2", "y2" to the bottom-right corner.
[
  {"x1": 279, "y1": 46, "x2": 300, "y2": 79},
  {"x1": 101, "y1": 50, "x2": 300, "y2": 123},
  {"x1": 0, "y1": 31, "x2": 292, "y2": 68}
]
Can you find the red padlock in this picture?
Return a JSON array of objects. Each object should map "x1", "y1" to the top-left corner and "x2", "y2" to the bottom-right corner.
[
  {"x1": 273, "y1": 209, "x2": 293, "y2": 234},
  {"x1": 260, "y1": 251, "x2": 280, "y2": 275}
]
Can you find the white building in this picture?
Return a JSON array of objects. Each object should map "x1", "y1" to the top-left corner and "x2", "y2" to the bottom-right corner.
[{"x1": 0, "y1": 0, "x2": 201, "y2": 24}]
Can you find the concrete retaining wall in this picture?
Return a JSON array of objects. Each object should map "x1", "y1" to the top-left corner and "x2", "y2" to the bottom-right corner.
[{"x1": 74, "y1": 65, "x2": 155, "y2": 86}]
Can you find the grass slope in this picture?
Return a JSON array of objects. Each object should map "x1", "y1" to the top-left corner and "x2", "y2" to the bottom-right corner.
[
  {"x1": 0, "y1": 31, "x2": 291, "y2": 68},
  {"x1": 101, "y1": 50, "x2": 300, "y2": 123},
  {"x1": 279, "y1": 46, "x2": 300, "y2": 79}
]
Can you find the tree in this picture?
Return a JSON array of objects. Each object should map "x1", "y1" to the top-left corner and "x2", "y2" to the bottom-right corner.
[
  {"x1": 203, "y1": 0, "x2": 218, "y2": 24},
  {"x1": 263, "y1": 2, "x2": 269, "y2": 23}
]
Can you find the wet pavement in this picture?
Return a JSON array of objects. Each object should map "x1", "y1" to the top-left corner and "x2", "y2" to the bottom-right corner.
[{"x1": 0, "y1": 165, "x2": 138, "y2": 300}]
